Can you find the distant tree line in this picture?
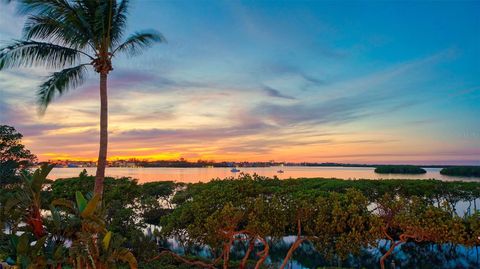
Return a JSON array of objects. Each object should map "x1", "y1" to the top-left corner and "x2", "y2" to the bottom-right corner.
[
  {"x1": 374, "y1": 165, "x2": 427, "y2": 174},
  {"x1": 441, "y1": 166, "x2": 480, "y2": 177}
]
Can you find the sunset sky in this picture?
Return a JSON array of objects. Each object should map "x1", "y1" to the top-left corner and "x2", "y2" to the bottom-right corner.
[{"x1": 1, "y1": 0, "x2": 479, "y2": 164}]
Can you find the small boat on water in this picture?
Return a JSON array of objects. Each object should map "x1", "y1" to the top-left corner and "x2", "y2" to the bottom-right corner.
[
  {"x1": 277, "y1": 170, "x2": 284, "y2": 173},
  {"x1": 231, "y1": 168, "x2": 241, "y2": 172}
]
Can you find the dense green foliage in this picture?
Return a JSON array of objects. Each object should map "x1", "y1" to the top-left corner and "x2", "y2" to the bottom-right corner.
[
  {"x1": 46, "y1": 171, "x2": 177, "y2": 237},
  {"x1": 0, "y1": 125, "x2": 36, "y2": 185},
  {"x1": 1, "y1": 165, "x2": 138, "y2": 269},
  {"x1": 174, "y1": 176, "x2": 480, "y2": 211},
  {"x1": 440, "y1": 166, "x2": 480, "y2": 177},
  {"x1": 2, "y1": 168, "x2": 480, "y2": 268},
  {"x1": 374, "y1": 165, "x2": 426, "y2": 174},
  {"x1": 160, "y1": 175, "x2": 480, "y2": 268}
]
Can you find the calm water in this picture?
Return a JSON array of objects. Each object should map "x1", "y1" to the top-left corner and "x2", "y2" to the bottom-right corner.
[{"x1": 48, "y1": 166, "x2": 480, "y2": 183}]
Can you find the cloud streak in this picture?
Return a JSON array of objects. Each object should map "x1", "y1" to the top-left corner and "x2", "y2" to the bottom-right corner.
[{"x1": 262, "y1": 86, "x2": 296, "y2": 100}]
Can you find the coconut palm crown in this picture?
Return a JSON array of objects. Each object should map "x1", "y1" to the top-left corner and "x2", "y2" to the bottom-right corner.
[{"x1": 0, "y1": 0, "x2": 166, "y2": 198}]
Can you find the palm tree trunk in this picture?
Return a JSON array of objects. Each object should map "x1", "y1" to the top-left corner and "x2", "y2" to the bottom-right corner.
[{"x1": 94, "y1": 73, "x2": 108, "y2": 198}]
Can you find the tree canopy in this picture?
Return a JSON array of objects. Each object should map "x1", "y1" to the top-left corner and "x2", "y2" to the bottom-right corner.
[{"x1": 0, "y1": 125, "x2": 36, "y2": 185}]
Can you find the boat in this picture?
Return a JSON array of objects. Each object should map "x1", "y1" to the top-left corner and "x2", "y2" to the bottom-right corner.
[
  {"x1": 231, "y1": 168, "x2": 241, "y2": 172},
  {"x1": 277, "y1": 170, "x2": 284, "y2": 173}
]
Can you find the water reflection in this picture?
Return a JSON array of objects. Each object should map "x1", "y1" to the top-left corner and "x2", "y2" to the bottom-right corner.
[
  {"x1": 48, "y1": 166, "x2": 480, "y2": 183},
  {"x1": 165, "y1": 238, "x2": 480, "y2": 269}
]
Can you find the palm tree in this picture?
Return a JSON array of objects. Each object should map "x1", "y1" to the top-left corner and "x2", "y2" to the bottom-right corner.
[{"x1": 0, "y1": 0, "x2": 165, "y2": 199}]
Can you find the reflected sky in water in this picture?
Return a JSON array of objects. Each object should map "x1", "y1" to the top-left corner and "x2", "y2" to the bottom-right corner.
[{"x1": 48, "y1": 166, "x2": 480, "y2": 183}]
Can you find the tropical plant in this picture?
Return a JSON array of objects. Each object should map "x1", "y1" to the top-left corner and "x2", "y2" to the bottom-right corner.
[
  {"x1": 2, "y1": 165, "x2": 138, "y2": 269},
  {"x1": 47, "y1": 173, "x2": 177, "y2": 237},
  {"x1": 4, "y1": 164, "x2": 54, "y2": 239},
  {"x1": 52, "y1": 191, "x2": 138, "y2": 269},
  {"x1": 7, "y1": 233, "x2": 48, "y2": 268},
  {"x1": 0, "y1": 0, "x2": 165, "y2": 198}
]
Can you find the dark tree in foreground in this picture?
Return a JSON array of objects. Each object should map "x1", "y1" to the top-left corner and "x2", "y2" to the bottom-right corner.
[
  {"x1": 0, "y1": 125, "x2": 36, "y2": 185},
  {"x1": 0, "y1": 0, "x2": 165, "y2": 199}
]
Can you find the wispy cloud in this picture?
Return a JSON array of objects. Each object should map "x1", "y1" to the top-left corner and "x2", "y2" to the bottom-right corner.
[
  {"x1": 262, "y1": 86, "x2": 296, "y2": 100},
  {"x1": 261, "y1": 62, "x2": 326, "y2": 86}
]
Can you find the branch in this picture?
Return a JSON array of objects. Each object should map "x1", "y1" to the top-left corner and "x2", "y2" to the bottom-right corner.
[
  {"x1": 240, "y1": 238, "x2": 255, "y2": 269},
  {"x1": 148, "y1": 251, "x2": 217, "y2": 269},
  {"x1": 279, "y1": 219, "x2": 305, "y2": 269},
  {"x1": 254, "y1": 236, "x2": 269, "y2": 269},
  {"x1": 379, "y1": 239, "x2": 403, "y2": 269}
]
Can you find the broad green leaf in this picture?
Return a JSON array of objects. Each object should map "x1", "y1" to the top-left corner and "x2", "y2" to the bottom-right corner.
[
  {"x1": 20, "y1": 170, "x2": 32, "y2": 184},
  {"x1": 32, "y1": 236, "x2": 47, "y2": 254},
  {"x1": 4, "y1": 197, "x2": 21, "y2": 212},
  {"x1": 54, "y1": 246, "x2": 64, "y2": 260},
  {"x1": 17, "y1": 233, "x2": 30, "y2": 254},
  {"x1": 76, "y1": 191, "x2": 87, "y2": 213},
  {"x1": 39, "y1": 163, "x2": 54, "y2": 179},
  {"x1": 31, "y1": 164, "x2": 54, "y2": 193},
  {"x1": 80, "y1": 194, "x2": 100, "y2": 218},
  {"x1": 118, "y1": 251, "x2": 138, "y2": 269},
  {"x1": 9, "y1": 235, "x2": 19, "y2": 249},
  {"x1": 102, "y1": 231, "x2": 112, "y2": 250},
  {"x1": 31, "y1": 172, "x2": 44, "y2": 193},
  {"x1": 51, "y1": 198, "x2": 76, "y2": 213},
  {"x1": 49, "y1": 205, "x2": 62, "y2": 228}
]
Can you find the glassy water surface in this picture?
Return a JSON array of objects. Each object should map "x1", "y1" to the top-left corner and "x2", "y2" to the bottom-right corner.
[{"x1": 49, "y1": 166, "x2": 480, "y2": 183}]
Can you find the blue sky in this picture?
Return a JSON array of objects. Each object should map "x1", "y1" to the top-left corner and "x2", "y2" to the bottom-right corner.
[{"x1": 0, "y1": 0, "x2": 479, "y2": 164}]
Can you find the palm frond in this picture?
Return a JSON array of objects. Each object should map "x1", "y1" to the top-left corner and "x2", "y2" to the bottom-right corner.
[
  {"x1": 23, "y1": 13, "x2": 91, "y2": 49},
  {"x1": 17, "y1": 0, "x2": 75, "y2": 15},
  {"x1": 110, "y1": 0, "x2": 130, "y2": 46},
  {"x1": 37, "y1": 64, "x2": 89, "y2": 113},
  {"x1": 23, "y1": 14, "x2": 63, "y2": 40},
  {"x1": 18, "y1": 0, "x2": 96, "y2": 46},
  {"x1": 112, "y1": 30, "x2": 166, "y2": 56},
  {"x1": 92, "y1": 0, "x2": 109, "y2": 43},
  {"x1": 0, "y1": 40, "x2": 89, "y2": 70}
]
